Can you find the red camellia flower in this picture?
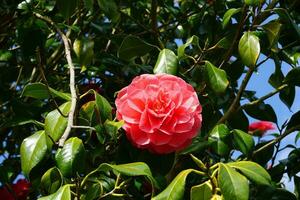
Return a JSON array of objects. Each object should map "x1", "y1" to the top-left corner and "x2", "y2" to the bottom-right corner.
[
  {"x1": 248, "y1": 121, "x2": 275, "y2": 136},
  {"x1": 115, "y1": 74, "x2": 202, "y2": 154},
  {"x1": 0, "y1": 179, "x2": 30, "y2": 200}
]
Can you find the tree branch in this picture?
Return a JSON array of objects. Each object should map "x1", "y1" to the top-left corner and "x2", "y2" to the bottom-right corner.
[
  {"x1": 253, "y1": 125, "x2": 300, "y2": 156},
  {"x1": 217, "y1": 67, "x2": 255, "y2": 124},
  {"x1": 240, "y1": 84, "x2": 288, "y2": 109},
  {"x1": 33, "y1": 13, "x2": 77, "y2": 147}
]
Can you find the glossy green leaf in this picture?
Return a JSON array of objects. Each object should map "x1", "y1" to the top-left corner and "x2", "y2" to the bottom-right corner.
[
  {"x1": 73, "y1": 37, "x2": 94, "y2": 68},
  {"x1": 208, "y1": 124, "x2": 230, "y2": 156},
  {"x1": 41, "y1": 167, "x2": 63, "y2": 195},
  {"x1": 98, "y1": 162, "x2": 157, "y2": 188},
  {"x1": 81, "y1": 183, "x2": 103, "y2": 200},
  {"x1": 55, "y1": 137, "x2": 86, "y2": 177},
  {"x1": 118, "y1": 35, "x2": 155, "y2": 61},
  {"x1": 287, "y1": 111, "x2": 300, "y2": 131},
  {"x1": 177, "y1": 35, "x2": 199, "y2": 59},
  {"x1": 238, "y1": 32, "x2": 260, "y2": 67},
  {"x1": 94, "y1": 92, "x2": 112, "y2": 122},
  {"x1": 263, "y1": 20, "x2": 282, "y2": 47},
  {"x1": 153, "y1": 49, "x2": 178, "y2": 75},
  {"x1": 284, "y1": 67, "x2": 300, "y2": 86},
  {"x1": 218, "y1": 163, "x2": 249, "y2": 200},
  {"x1": 210, "y1": 124, "x2": 230, "y2": 139},
  {"x1": 244, "y1": 0, "x2": 261, "y2": 6},
  {"x1": 22, "y1": 83, "x2": 71, "y2": 100},
  {"x1": 104, "y1": 120, "x2": 124, "y2": 140},
  {"x1": 204, "y1": 61, "x2": 229, "y2": 94},
  {"x1": 279, "y1": 86, "x2": 295, "y2": 109},
  {"x1": 56, "y1": 0, "x2": 79, "y2": 19},
  {"x1": 20, "y1": 131, "x2": 52, "y2": 178},
  {"x1": 38, "y1": 185, "x2": 71, "y2": 200},
  {"x1": 97, "y1": 0, "x2": 120, "y2": 22},
  {"x1": 222, "y1": 8, "x2": 241, "y2": 28},
  {"x1": 152, "y1": 169, "x2": 194, "y2": 200},
  {"x1": 232, "y1": 129, "x2": 254, "y2": 155},
  {"x1": 191, "y1": 181, "x2": 213, "y2": 200},
  {"x1": 45, "y1": 102, "x2": 71, "y2": 142},
  {"x1": 228, "y1": 161, "x2": 271, "y2": 185},
  {"x1": 244, "y1": 103, "x2": 277, "y2": 123}
]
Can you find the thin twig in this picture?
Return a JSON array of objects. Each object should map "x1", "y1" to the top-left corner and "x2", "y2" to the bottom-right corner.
[
  {"x1": 33, "y1": 13, "x2": 77, "y2": 148},
  {"x1": 36, "y1": 47, "x2": 68, "y2": 117},
  {"x1": 71, "y1": 125, "x2": 96, "y2": 131},
  {"x1": 219, "y1": 5, "x2": 248, "y2": 68},
  {"x1": 150, "y1": 0, "x2": 164, "y2": 49},
  {"x1": 217, "y1": 67, "x2": 255, "y2": 124},
  {"x1": 253, "y1": 125, "x2": 300, "y2": 156},
  {"x1": 240, "y1": 84, "x2": 288, "y2": 109}
]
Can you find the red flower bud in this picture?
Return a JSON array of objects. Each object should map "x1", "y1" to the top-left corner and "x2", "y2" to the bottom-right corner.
[{"x1": 248, "y1": 121, "x2": 275, "y2": 136}]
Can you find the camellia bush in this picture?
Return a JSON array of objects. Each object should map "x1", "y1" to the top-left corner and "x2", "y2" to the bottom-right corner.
[{"x1": 1, "y1": 0, "x2": 300, "y2": 199}]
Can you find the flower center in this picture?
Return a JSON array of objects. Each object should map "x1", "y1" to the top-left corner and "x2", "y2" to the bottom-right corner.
[{"x1": 149, "y1": 90, "x2": 170, "y2": 114}]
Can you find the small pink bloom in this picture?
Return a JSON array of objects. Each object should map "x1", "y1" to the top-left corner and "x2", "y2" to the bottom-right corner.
[
  {"x1": 248, "y1": 121, "x2": 275, "y2": 136},
  {"x1": 115, "y1": 74, "x2": 202, "y2": 154}
]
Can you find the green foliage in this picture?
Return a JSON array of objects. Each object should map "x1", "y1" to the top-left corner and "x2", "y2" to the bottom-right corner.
[
  {"x1": 154, "y1": 49, "x2": 178, "y2": 75},
  {"x1": 55, "y1": 137, "x2": 86, "y2": 177},
  {"x1": 20, "y1": 130, "x2": 52, "y2": 178},
  {"x1": 1, "y1": 0, "x2": 300, "y2": 199},
  {"x1": 45, "y1": 102, "x2": 71, "y2": 142},
  {"x1": 238, "y1": 31, "x2": 261, "y2": 67},
  {"x1": 218, "y1": 163, "x2": 249, "y2": 200}
]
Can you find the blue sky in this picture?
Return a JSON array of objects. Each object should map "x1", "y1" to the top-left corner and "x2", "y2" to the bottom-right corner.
[{"x1": 243, "y1": 55, "x2": 300, "y2": 191}]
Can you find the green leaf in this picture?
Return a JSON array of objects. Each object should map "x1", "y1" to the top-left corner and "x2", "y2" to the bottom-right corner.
[
  {"x1": 263, "y1": 20, "x2": 282, "y2": 47},
  {"x1": 210, "y1": 124, "x2": 230, "y2": 139},
  {"x1": 222, "y1": 8, "x2": 241, "y2": 28},
  {"x1": 279, "y1": 86, "x2": 295, "y2": 109},
  {"x1": 208, "y1": 124, "x2": 230, "y2": 157},
  {"x1": 238, "y1": 31, "x2": 260, "y2": 67},
  {"x1": 73, "y1": 37, "x2": 94, "y2": 68},
  {"x1": 118, "y1": 35, "x2": 155, "y2": 61},
  {"x1": 98, "y1": 162, "x2": 157, "y2": 188},
  {"x1": 153, "y1": 49, "x2": 178, "y2": 75},
  {"x1": 284, "y1": 67, "x2": 300, "y2": 86},
  {"x1": 244, "y1": 103, "x2": 277, "y2": 123},
  {"x1": 22, "y1": 83, "x2": 71, "y2": 100},
  {"x1": 244, "y1": 0, "x2": 261, "y2": 6},
  {"x1": 97, "y1": 0, "x2": 120, "y2": 22},
  {"x1": 55, "y1": 137, "x2": 86, "y2": 177},
  {"x1": 232, "y1": 129, "x2": 254, "y2": 155},
  {"x1": 218, "y1": 163, "x2": 249, "y2": 200},
  {"x1": 294, "y1": 175, "x2": 300, "y2": 199},
  {"x1": 104, "y1": 120, "x2": 124, "y2": 141},
  {"x1": 38, "y1": 185, "x2": 71, "y2": 200},
  {"x1": 152, "y1": 169, "x2": 194, "y2": 200},
  {"x1": 56, "y1": 0, "x2": 79, "y2": 19},
  {"x1": 204, "y1": 61, "x2": 229, "y2": 94},
  {"x1": 20, "y1": 131, "x2": 52, "y2": 178},
  {"x1": 177, "y1": 35, "x2": 199, "y2": 60},
  {"x1": 41, "y1": 167, "x2": 63, "y2": 195},
  {"x1": 191, "y1": 181, "x2": 213, "y2": 200},
  {"x1": 287, "y1": 110, "x2": 300, "y2": 131},
  {"x1": 228, "y1": 161, "x2": 271, "y2": 185},
  {"x1": 94, "y1": 92, "x2": 112, "y2": 122},
  {"x1": 45, "y1": 102, "x2": 71, "y2": 142}
]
